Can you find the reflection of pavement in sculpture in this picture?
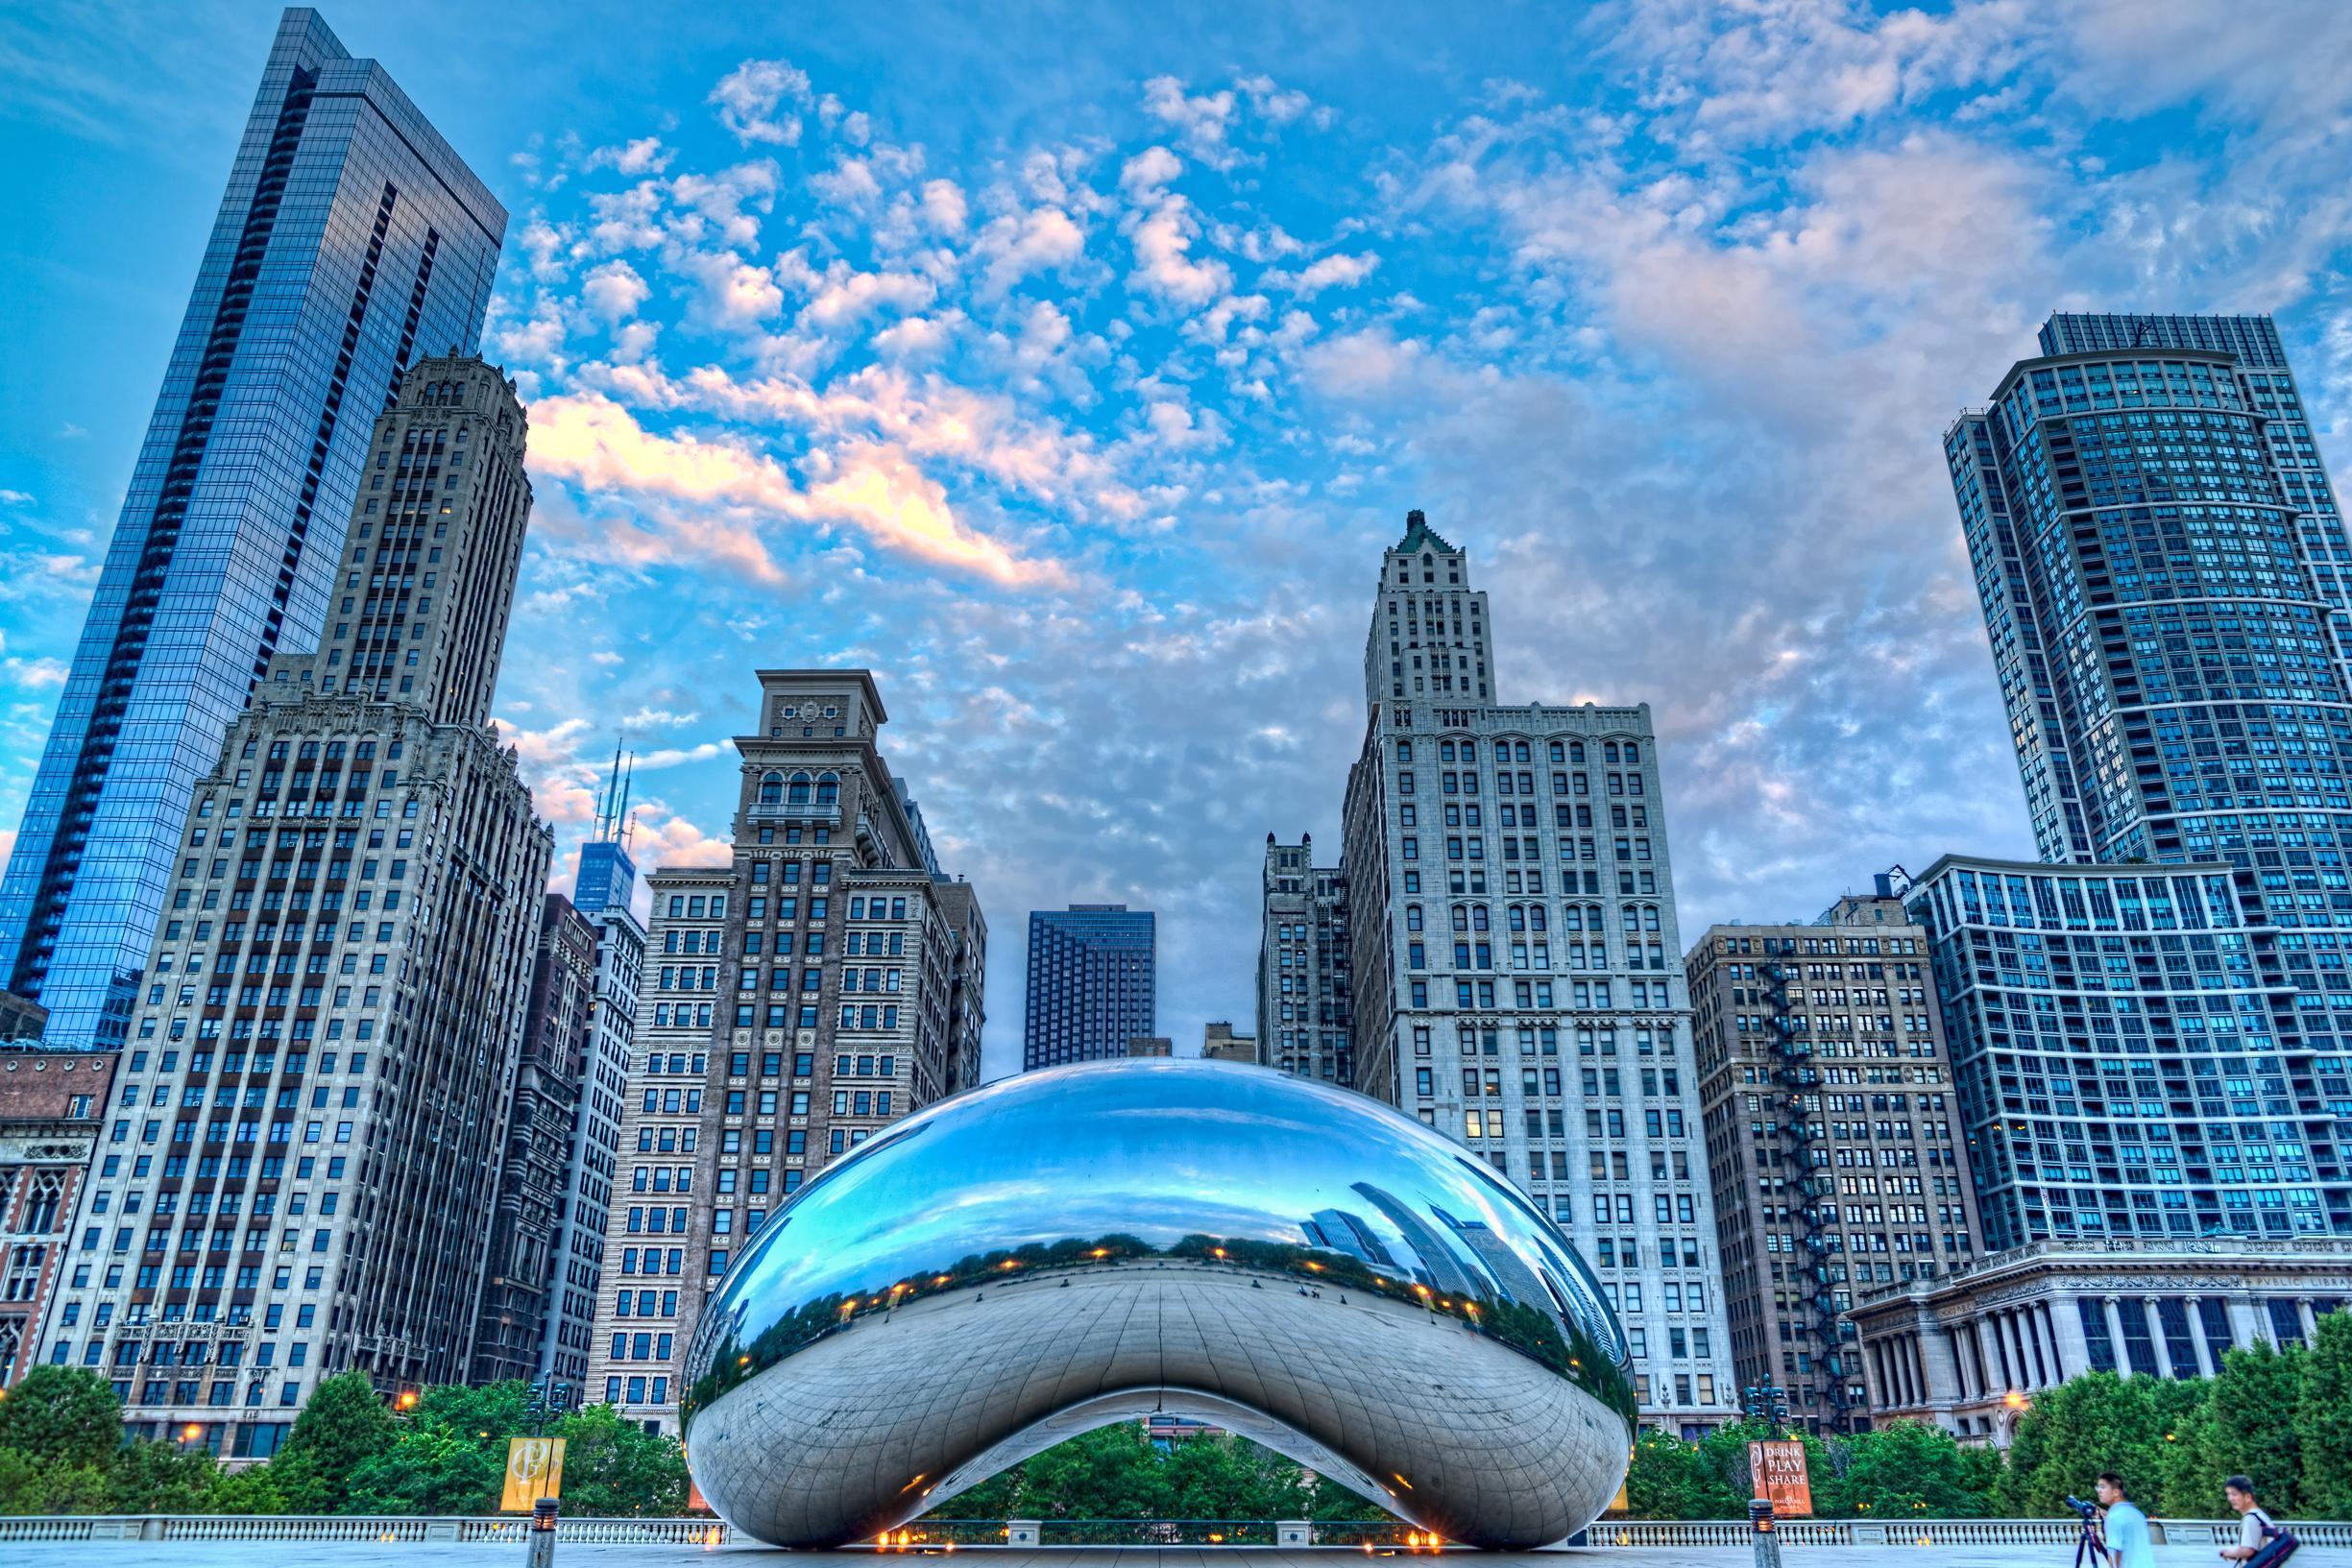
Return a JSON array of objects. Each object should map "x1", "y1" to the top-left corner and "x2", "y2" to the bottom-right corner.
[{"x1": 682, "y1": 1060, "x2": 1635, "y2": 1551}]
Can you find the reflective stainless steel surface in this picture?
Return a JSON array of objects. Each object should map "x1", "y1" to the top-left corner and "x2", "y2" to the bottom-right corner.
[{"x1": 683, "y1": 1059, "x2": 1635, "y2": 1549}]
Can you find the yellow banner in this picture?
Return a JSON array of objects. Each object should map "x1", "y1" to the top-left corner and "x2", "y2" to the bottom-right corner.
[{"x1": 500, "y1": 1436, "x2": 567, "y2": 1512}]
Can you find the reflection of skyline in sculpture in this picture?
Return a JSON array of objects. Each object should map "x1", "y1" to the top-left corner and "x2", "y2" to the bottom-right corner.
[
  {"x1": 1348, "y1": 1181, "x2": 1477, "y2": 1297},
  {"x1": 1303, "y1": 1208, "x2": 1396, "y2": 1269},
  {"x1": 681, "y1": 1060, "x2": 1635, "y2": 1551}
]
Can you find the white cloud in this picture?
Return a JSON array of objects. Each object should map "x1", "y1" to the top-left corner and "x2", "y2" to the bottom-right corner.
[
  {"x1": 581, "y1": 259, "x2": 650, "y2": 323},
  {"x1": 710, "y1": 59, "x2": 812, "y2": 146},
  {"x1": 921, "y1": 179, "x2": 969, "y2": 234},
  {"x1": 1283, "y1": 252, "x2": 1379, "y2": 297},
  {"x1": 972, "y1": 205, "x2": 1086, "y2": 297}
]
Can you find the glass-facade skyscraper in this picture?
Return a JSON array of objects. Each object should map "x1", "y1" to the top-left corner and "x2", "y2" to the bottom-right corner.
[
  {"x1": 1024, "y1": 905, "x2": 1156, "y2": 1070},
  {"x1": 1936, "y1": 312, "x2": 2352, "y2": 1244},
  {"x1": 0, "y1": 9, "x2": 505, "y2": 1046}
]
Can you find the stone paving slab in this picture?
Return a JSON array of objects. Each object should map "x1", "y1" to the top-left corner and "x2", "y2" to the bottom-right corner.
[{"x1": 11, "y1": 1545, "x2": 2349, "y2": 1568}]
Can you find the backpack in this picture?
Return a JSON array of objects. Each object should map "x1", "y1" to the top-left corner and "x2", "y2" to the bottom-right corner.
[{"x1": 2245, "y1": 1509, "x2": 2298, "y2": 1568}]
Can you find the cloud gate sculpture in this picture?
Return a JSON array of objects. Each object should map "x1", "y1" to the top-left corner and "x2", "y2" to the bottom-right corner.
[{"x1": 682, "y1": 1059, "x2": 1636, "y2": 1549}]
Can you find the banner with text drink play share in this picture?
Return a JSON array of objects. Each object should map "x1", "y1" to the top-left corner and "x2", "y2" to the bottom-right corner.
[
  {"x1": 1749, "y1": 1440, "x2": 1813, "y2": 1518},
  {"x1": 500, "y1": 1436, "x2": 568, "y2": 1512}
]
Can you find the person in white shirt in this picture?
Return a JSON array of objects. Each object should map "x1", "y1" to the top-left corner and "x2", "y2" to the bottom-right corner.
[
  {"x1": 2221, "y1": 1477, "x2": 2269, "y2": 1563},
  {"x1": 2097, "y1": 1472, "x2": 2155, "y2": 1568}
]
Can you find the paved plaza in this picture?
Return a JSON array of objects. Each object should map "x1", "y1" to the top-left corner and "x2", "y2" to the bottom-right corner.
[{"x1": 11, "y1": 1544, "x2": 2346, "y2": 1568}]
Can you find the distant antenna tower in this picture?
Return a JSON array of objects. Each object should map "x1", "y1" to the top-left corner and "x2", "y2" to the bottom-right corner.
[
  {"x1": 617, "y1": 752, "x2": 637, "y2": 851},
  {"x1": 594, "y1": 736, "x2": 637, "y2": 846}
]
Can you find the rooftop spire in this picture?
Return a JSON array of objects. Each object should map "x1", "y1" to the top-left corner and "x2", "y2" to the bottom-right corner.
[{"x1": 1395, "y1": 507, "x2": 1455, "y2": 554}]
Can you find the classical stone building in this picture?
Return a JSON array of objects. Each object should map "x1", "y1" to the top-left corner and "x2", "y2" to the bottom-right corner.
[
  {"x1": 0, "y1": 1049, "x2": 114, "y2": 1386},
  {"x1": 1257, "y1": 836, "x2": 1350, "y2": 1083},
  {"x1": 1341, "y1": 512, "x2": 1734, "y2": 1435},
  {"x1": 585, "y1": 669, "x2": 986, "y2": 1433},
  {"x1": 33, "y1": 357, "x2": 551, "y2": 1455},
  {"x1": 1685, "y1": 885, "x2": 1979, "y2": 1434},
  {"x1": 1850, "y1": 1236, "x2": 2352, "y2": 1444},
  {"x1": 472, "y1": 895, "x2": 597, "y2": 1384}
]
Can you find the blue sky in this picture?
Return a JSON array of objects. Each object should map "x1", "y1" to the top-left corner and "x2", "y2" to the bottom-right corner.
[{"x1": 5, "y1": 0, "x2": 2352, "y2": 1075}]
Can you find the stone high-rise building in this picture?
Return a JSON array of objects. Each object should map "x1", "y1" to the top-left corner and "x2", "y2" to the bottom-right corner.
[
  {"x1": 33, "y1": 356, "x2": 549, "y2": 1457},
  {"x1": 0, "y1": 10, "x2": 505, "y2": 1047},
  {"x1": 0, "y1": 1050, "x2": 116, "y2": 1387},
  {"x1": 1023, "y1": 905, "x2": 1155, "y2": 1071},
  {"x1": 1685, "y1": 885, "x2": 1979, "y2": 1434},
  {"x1": 1341, "y1": 511, "x2": 1734, "y2": 1435},
  {"x1": 585, "y1": 669, "x2": 985, "y2": 1433},
  {"x1": 540, "y1": 829, "x2": 643, "y2": 1389},
  {"x1": 472, "y1": 895, "x2": 597, "y2": 1385},
  {"x1": 1257, "y1": 835, "x2": 1351, "y2": 1084}
]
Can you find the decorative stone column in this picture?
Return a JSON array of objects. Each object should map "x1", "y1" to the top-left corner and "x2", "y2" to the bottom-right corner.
[
  {"x1": 2298, "y1": 1296, "x2": 2319, "y2": 1344},
  {"x1": 2226, "y1": 1290, "x2": 2263, "y2": 1351},
  {"x1": 2146, "y1": 1297, "x2": 2175, "y2": 1379},
  {"x1": 2183, "y1": 1295, "x2": 2215, "y2": 1377},
  {"x1": 2103, "y1": 1295, "x2": 2129, "y2": 1373},
  {"x1": 2049, "y1": 1294, "x2": 2090, "y2": 1381}
]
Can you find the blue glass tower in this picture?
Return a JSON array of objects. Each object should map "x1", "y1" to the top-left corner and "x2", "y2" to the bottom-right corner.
[
  {"x1": 0, "y1": 10, "x2": 505, "y2": 1044},
  {"x1": 1936, "y1": 312, "x2": 2352, "y2": 1243},
  {"x1": 1024, "y1": 905, "x2": 1156, "y2": 1070}
]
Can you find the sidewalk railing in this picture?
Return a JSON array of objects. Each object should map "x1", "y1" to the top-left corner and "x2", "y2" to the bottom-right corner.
[{"x1": 1, "y1": 1512, "x2": 2346, "y2": 1549}]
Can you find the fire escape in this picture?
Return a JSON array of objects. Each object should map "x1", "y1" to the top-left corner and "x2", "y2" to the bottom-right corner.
[{"x1": 1762, "y1": 959, "x2": 1858, "y2": 1433}]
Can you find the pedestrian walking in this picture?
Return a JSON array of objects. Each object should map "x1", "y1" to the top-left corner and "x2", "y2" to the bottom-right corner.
[{"x1": 2221, "y1": 1476, "x2": 2299, "y2": 1568}]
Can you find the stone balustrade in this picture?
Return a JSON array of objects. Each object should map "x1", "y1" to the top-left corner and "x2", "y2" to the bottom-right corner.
[{"x1": 0, "y1": 1514, "x2": 2344, "y2": 1549}]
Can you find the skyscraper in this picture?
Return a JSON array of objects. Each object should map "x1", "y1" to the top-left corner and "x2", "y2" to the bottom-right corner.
[
  {"x1": 1257, "y1": 835, "x2": 1351, "y2": 1083},
  {"x1": 1023, "y1": 905, "x2": 1155, "y2": 1071},
  {"x1": 1684, "y1": 886, "x2": 1979, "y2": 1434},
  {"x1": 1942, "y1": 311, "x2": 2352, "y2": 1238},
  {"x1": 1341, "y1": 511, "x2": 1734, "y2": 1435},
  {"x1": 0, "y1": 10, "x2": 505, "y2": 1046},
  {"x1": 542, "y1": 768, "x2": 644, "y2": 1389},
  {"x1": 473, "y1": 895, "x2": 598, "y2": 1385},
  {"x1": 585, "y1": 669, "x2": 987, "y2": 1433},
  {"x1": 35, "y1": 356, "x2": 549, "y2": 1457},
  {"x1": 1840, "y1": 310, "x2": 2352, "y2": 1445}
]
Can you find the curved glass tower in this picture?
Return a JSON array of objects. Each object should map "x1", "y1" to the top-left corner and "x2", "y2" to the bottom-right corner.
[{"x1": 0, "y1": 9, "x2": 504, "y2": 1045}]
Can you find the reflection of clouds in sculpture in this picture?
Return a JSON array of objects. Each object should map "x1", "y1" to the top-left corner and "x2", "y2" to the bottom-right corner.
[{"x1": 684, "y1": 1060, "x2": 1635, "y2": 1550}]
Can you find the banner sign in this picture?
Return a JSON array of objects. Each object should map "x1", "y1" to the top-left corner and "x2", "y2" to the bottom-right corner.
[
  {"x1": 1748, "y1": 1439, "x2": 1812, "y2": 1518},
  {"x1": 500, "y1": 1436, "x2": 567, "y2": 1512}
]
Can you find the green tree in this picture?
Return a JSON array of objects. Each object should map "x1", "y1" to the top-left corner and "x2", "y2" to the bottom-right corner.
[
  {"x1": 105, "y1": 1438, "x2": 220, "y2": 1515},
  {"x1": 342, "y1": 1380, "x2": 535, "y2": 1516},
  {"x1": 271, "y1": 1371, "x2": 397, "y2": 1513},
  {"x1": 2206, "y1": 1339, "x2": 2304, "y2": 1514},
  {"x1": 1163, "y1": 1433, "x2": 1310, "y2": 1518},
  {"x1": 555, "y1": 1404, "x2": 688, "y2": 1517},
  {"x1": 2294, "y1": 1310, "x2": 2352, "y2": 1517},
  {"x1": 207, "y1": 1464, "x2": 289, "y2": 1515},
  {"x1": 0, "y1": 1448, "x2": 109, "y2": 1516},
  {"x1": 0, "y1": 1365, "x2": 123, "y2": 1470},
  {"x1": 2004, "y1": 1371, "x2": 2172, "y2": 1515},
  {"x1": 1823, "y1": 1421, "x2": 1993, "y2": 1519}
]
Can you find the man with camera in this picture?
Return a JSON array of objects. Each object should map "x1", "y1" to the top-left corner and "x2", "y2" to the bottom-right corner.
[{"x1": 2095, "y1": 1472, "x2": 2155, "y2": 1568}]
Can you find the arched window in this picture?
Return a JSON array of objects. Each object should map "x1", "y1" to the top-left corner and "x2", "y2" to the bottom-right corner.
[
  {"x1": 787, "y1": 771, "x2": 812, "y2": 806},
  {"x1": 758, "y1": 772, "x2": 783, "y2": 806},
  {"x1": 1450, "y1": 905, "x2": 1469, "y2": 932},
  {"x1": 815, "y1": 772, "x2": 839, "y2": 807},
  {"x1": 1405, "y1": 905, "x2": 1423, "y2": 931}
]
